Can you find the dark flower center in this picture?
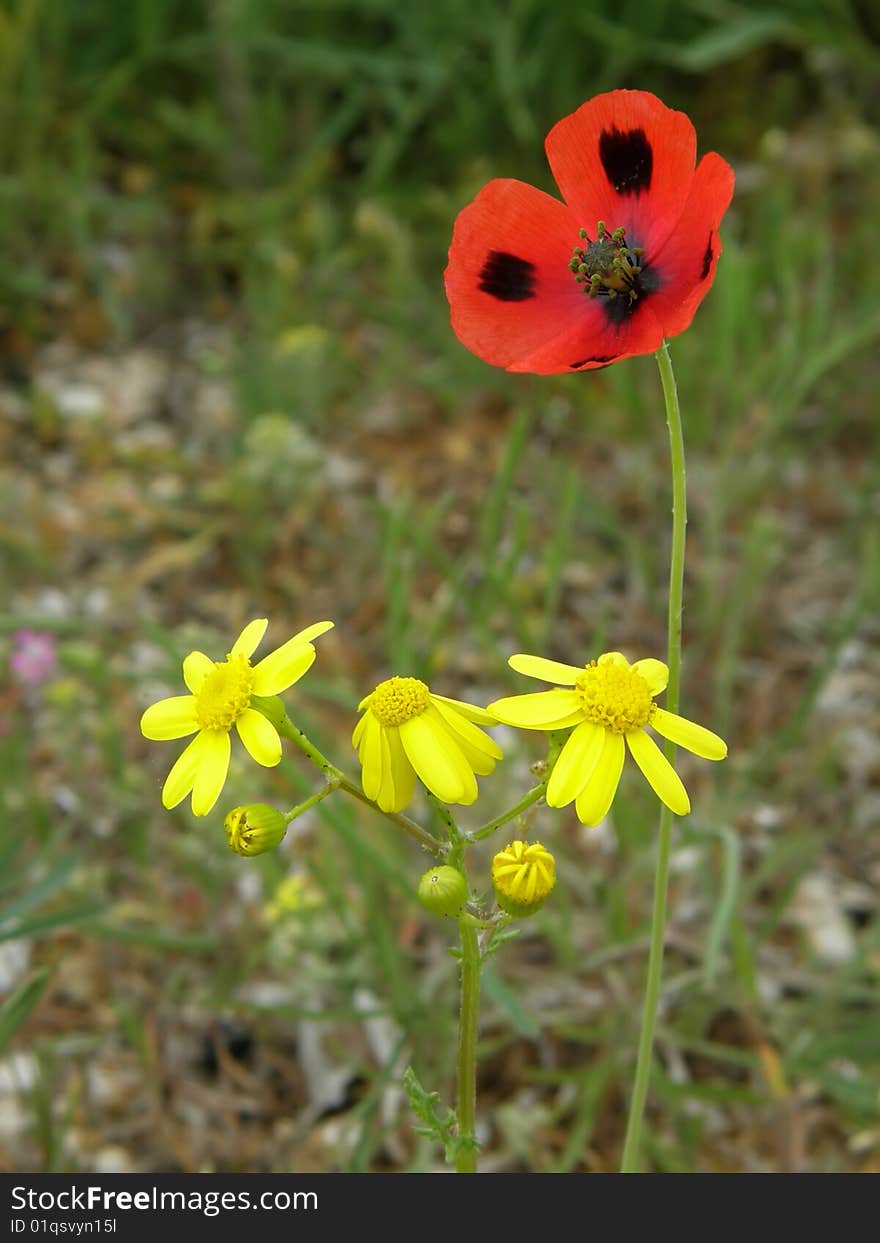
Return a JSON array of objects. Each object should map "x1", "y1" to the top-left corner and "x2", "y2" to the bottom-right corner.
[{"x1": 570, "y1": 222, "x2": 655, "y2": 322}]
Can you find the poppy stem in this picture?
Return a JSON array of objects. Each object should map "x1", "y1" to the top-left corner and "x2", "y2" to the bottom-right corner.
[{"x1": 620, "y1": 340, "x2": 686, "y2": 1172}]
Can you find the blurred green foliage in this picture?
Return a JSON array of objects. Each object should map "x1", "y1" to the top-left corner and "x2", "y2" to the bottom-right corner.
[
  {"x1": 1, "y1": 0, "x2": 880, "y2": 1174},
  {"x1": 1, "y1": 0, "x2": 878, "y2": 336}
]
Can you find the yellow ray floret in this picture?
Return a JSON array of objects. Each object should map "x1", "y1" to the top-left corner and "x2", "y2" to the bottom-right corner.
[
  {"x1": 353, "y1": 676, "x2": 502, "y2": 813},
  {"x1": 140, "y1": 618, "x2": 333, "y2": 817},
  {"x1": 488, "y1": 650, "x2": 726, "y2": 827}
]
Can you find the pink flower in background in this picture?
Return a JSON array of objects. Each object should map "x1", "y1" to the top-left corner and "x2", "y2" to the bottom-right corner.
[{"x1": 9, "y1": 629, "x2": 58, "y2": 687}]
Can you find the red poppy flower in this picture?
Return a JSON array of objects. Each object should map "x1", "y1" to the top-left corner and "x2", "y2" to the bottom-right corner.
[{"x1": 444, "y1": 90, "x2": 734, "y2": 374}]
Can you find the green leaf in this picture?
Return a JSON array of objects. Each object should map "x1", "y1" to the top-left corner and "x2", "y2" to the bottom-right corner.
[
  {"x1": 402, "y1": 1066, "x2": 458, "y2": 1165},
  {"x1": 664, "y1": 16, "x2": 797, "y2": 72},
  {"x1": 0, "y1": 902, "x2": 109, "y2": 944},
  {"x1": 0, "y1": 967, "x2": 50, "y2": 1055}
]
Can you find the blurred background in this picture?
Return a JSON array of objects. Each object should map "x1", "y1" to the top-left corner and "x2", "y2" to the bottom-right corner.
[{"x1": 1, "y1": 0, "x2": 879, "y2": 1173}]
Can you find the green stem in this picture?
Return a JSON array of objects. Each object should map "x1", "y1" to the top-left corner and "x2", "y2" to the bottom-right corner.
[
  {"x1": 620, "y1": 341, "x2": 687, "y2": 1173},
  {"x1": 455, "y1": 917, "x2": 481, "y2": 1173},
  {"x1": 469, "y1": 732, "x2": 564, "y2": 843},
  {"x1": 427, "y1": 791, "x2": 468, "y2": 868},
  {"x1": 469, "y1": 783, "x2": 545, "y2": 843},
  {"x1": 276, "y1": 716, "x2": 445, "y2": 858},
  {"x1": 283, "y1": 778, "x2": 340, "y2": 823}
]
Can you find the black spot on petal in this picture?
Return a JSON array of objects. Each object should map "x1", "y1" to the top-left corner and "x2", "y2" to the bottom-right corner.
[
  {"x1": 603, "y1": 296, "x2": 639, "y2": 326},
  {"x1": 599, "y1": 126, "x2": 653, "y2": 196},
  {"x1": 700, "y1": 234, "x2": 714, "y2": 280},
  {"x1": 478, "y1": 251, "x2": 536, "y2": 301},
  {"x1": 569, "y1": 355, "x2": 613, "y2": 369}
]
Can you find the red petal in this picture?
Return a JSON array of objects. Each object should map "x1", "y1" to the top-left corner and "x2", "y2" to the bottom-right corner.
[
  {"x1": 444, "y1": 178, "x2": 586, "y2": 370},
  {"x1": 512, "y1": 300, "x2": 665, "y2": 374},
  {"x1": 644, "y1": 152, "x2": 735, "y2": 341},
  {"x1": 545, "y1": 90, "x2": 697, "y2": 254}
]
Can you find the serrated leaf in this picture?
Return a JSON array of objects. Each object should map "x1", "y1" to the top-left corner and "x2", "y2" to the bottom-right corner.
[{"x1": 402, "y1": 1065, "x2": 458, "y2": 1162}]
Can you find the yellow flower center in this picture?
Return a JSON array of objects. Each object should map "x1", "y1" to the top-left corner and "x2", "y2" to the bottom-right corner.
[
  {"x1": 194, "y1": 654, "x2": 255, "y2": 731},
  {"x1": 574, "y1": 660, "x2": 654, "y2": 733},
  {"x1": 369, "y1": 676, "x2": 431, "y2": 727},
  {"x1": 492, "y1": 840, "x2": 555, "y2": 905}
]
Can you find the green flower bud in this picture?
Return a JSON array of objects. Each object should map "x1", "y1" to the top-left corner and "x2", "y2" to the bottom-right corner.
[
  {"x1": 225, "y1": 804, "x2": 287, "y2": 857},
  {"x1": 417, "y1": 865, "x2": 468, "y2": 918}
]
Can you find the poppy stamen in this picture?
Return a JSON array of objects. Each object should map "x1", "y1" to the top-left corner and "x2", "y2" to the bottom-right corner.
[{"x1": 570, "y1": 223, "x2": 648, "y2": 313}]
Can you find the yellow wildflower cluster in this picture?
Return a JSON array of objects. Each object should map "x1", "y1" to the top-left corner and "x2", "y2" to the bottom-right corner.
[{"x1": 141, "y1": 621, "x2": 725, "y2": 831}]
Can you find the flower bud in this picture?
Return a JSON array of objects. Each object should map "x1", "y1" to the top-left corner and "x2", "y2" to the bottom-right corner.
[
  {"x1": 225, "y1": 804, "x2": 287, "y2": 857},
  {"x1": 492, "y1": 840, "x2": 555, "y2": 917},
  {"x1": 417, "y1": 865, "x2": 468, "y2": 918}
]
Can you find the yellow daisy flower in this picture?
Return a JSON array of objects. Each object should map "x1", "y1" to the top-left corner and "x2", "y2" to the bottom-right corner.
[
  {"x1": 352, "y1": 675, "x2": 502, "y2": 813},
  {"x1": 488, "y1": 651, "x2": 726, "y2": 827},
  {"x1": 140, "y1": 618, "x2": 333, "y2": 817}
]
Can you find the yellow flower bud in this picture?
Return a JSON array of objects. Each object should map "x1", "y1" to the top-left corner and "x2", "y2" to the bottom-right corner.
[
  {"x1": 492, "y1": 840, "x2": 555, "y2": 917},
  {"x1": 225, "y1": 804, "x2": 288, "y2": 857},
  {"x1": 417, "y1": 865, "x2": 468, "y2": 918}
]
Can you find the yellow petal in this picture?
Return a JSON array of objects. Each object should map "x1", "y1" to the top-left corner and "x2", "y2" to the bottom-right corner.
[
  {"x1": 431, "y1": 694, "x2": 497, "y2": 726},
  {"x1": 289, "y1": 619, "x2": 335, "y2": 646},
  {"x1": 360, "y1": 723, "x2": 415, "y2": 813},
  {"x1": 400, "y1": 714, "x2": 470, "y2": 804},
  {"x1": 487, "y1": 689, "x2": 582, "y2": 730},
  {"x1": 231, "y1": 618, "x2": 268, "y2": 659},
  {"x1": 632, "y1": 658, "x2": 668, "y2": 695},
  {"x1": 236, "y1": 708, "x2": 282, "y2": 767},
  {"x1": 351, "y1": 712, "x2": 368, "y2": 749},
  {"x1": 425, "y1": 707, "x2": 495, "y2": 778},
  {"x1": 182, "y1": 651, "x2": 214, "y2": 694},
  {"x1": 574, "y1": 732, "x2": 625, "y2": 827},
  {"x1": 431, "y1": 698, "x2": 502, "y2": 761},
  {"x1": 190, "y1": 730, "x2": 231, "y2": 817},
  {"x1": 627, "y1": 728, "x2": 690, "y2": 816},
  {"x1": 651, "y1": 707, "x2": 727, "y2": 760},
  {"x1": 385, "y1": 726, "x2": 416, "y2": 812},
  {"x1": 252, "y1": 642, "x2": 316, "y2": 696},
  {"x1": 426, "y1": 714, "x2": 479, "y2": 804},
  {"x1": 546, "y1": 720, "x2": 604, "y2": 808},
  {"x1": 359, "y1": 714, "x2": 384, "y2": 802},
  {"x1": 508, "y1": 653, "x2": 585, "y2": 685},
  {"x1": 161, "y1": 732, "x2": 206, "y2": 809},
  {"x1": 598, "y1": 651, "x2": 630, "y2": 669},
  {"x1": 375, "y1": 727, "x2": 400, "y2": 813},
  {"x1": 141, "y1": 696, "x2": 199, "y2": 741}
]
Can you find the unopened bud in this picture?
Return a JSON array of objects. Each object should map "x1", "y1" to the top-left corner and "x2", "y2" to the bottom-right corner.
[
  {"x1": 417, "y1": 865, "x2": 468, "y2": 918},
  {"x1": 225, "y1": 804, "x2": 287, "y2": 857},
  {"x1": 492, "y1": 840, "x2": 555, "y2": 917}
]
